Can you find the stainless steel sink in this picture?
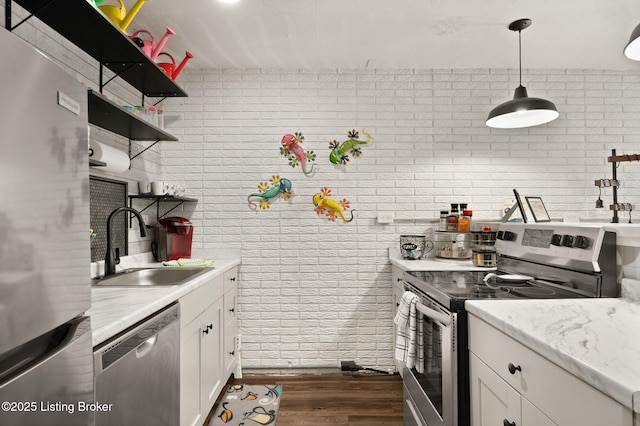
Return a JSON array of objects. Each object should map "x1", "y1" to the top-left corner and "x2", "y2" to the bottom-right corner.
[{"x1": 92, "y1": 267, "x2": 213, "y2": 287}]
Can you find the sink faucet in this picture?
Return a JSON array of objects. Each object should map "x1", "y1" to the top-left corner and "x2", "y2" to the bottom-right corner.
[{"x1": 105, "y1": 207, "x2": 147, "y2": 277}]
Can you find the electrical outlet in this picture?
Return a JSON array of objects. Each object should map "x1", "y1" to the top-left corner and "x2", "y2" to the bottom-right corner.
[{"x1": 377, "y1": 213, "x2": 394, "y2": 224}]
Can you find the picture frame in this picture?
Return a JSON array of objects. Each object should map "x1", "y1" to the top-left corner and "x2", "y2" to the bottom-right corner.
[{"x1": 525, "y1": 197, "x2": 551, "y2": 222}]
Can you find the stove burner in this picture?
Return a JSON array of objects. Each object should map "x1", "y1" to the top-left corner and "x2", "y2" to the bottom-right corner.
[
  {"x1": 472, "y1": 285, "x2": 502, "y2": 299},
  {"x1": 509, "y1": 286, "x2": 556, "y2": 297}
]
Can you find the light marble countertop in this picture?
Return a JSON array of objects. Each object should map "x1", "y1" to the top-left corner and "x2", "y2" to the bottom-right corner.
[
  {"x1": 88, "y1": 254, "x2": 240, "y2": 347},
  {"x1": 389, "y1": 247, "x2": 495, "y2": 272},
  {"x1": 466, "y1": 297, "x2": 640, "y2": 413}
]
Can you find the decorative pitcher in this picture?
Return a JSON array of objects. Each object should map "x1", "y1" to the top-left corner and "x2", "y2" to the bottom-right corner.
[
  {"x1": 99, "y1": 0, "x2": 148, "y2": 33},
  {"x1": 156, "y1": 51, "x2": 194, "y2": 81},
  {"x1": 130, "y1": 27, "x2": 175, "y2": 60}
]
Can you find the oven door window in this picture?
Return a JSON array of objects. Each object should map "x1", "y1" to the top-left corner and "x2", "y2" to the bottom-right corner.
[{"x1": 411, "y1": 306, "x2": 452, "y2": 423}]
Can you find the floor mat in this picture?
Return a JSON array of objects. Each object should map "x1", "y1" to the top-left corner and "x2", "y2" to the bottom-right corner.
[{"x1": 208, "y1": 384, "x2": 282, "y2": 425}]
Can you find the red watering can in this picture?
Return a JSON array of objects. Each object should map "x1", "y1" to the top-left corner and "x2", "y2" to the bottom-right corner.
[
  {"x1": 129, "y1": 27, "x2": 175, "y2": 60},
  {"x1": 157, "y1": 51, "x2": 194, "y2": 81}
]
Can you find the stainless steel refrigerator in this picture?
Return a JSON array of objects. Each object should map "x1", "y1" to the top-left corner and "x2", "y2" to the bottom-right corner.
[{"x1": 0, "y1": 29, "x2": 94, "y2": 425}]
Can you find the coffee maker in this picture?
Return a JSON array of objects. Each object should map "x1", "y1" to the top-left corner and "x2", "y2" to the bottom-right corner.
[{"x1": 152, "y1": 216, "x2": 193, "y2": 261}]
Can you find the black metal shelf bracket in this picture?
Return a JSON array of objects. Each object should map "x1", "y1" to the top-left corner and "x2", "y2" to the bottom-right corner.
[
  {"x1": 6, "y1": 0, "x2": 56, "y2": 32},
  {"x1": 99, "y1": 62, "x2": 142, "y2": 94},
  {"x1": 129, "y1": 139, "x2": 161, "y2": 162},
  {"x1": 129, "y1": 196, "x2": 188, "y2": 224}
]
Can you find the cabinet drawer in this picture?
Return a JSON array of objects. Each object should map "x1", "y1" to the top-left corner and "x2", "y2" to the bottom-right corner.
[
  {"x1": 223, "y1": 267, "x2": 238, "y2": 293},
  {"x1": 224, "y1": 288, "x2": 238, "y2": 328},
  {"x1": 180, "y1": 275, "x2": 224, "y2": 327},
  {"x1": 468, "y1": 314, "x2": 631, "y2": 426}
]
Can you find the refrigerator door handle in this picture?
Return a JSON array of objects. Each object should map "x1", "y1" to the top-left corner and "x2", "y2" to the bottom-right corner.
[{"x1": 0, "y1": 316, "x2": 90, "y2": 386}]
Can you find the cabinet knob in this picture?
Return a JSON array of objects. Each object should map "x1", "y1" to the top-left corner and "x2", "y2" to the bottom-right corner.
[
  {"x1": 508, "y1": 363, "x2": 522, "y2": 375},
  {"x1": 229, "y1": 308, "x2": 235, "y2": 313},
  {"x1": 503, "y1": 420, "x2": 516, "y2": 426},
  {"x1": 230, "y1": 277, "x2": 236, "y2": 282},
  {"x1": 229, "y1": 351, "x2": 235, "y2": 356},
  {"x1": 207, "y1": 324, "x2": 213, "y2": 330},
  {"x1": 397, "y1": 277, "x2": 402, "y2": 282},
  {"x1": 202, "y1": 328, "x2": 209, "y2": 335}
]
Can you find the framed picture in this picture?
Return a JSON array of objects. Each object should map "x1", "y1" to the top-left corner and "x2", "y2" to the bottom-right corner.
[{"x1": 525, "y1": 197, "x2": 551, "y2": 222}]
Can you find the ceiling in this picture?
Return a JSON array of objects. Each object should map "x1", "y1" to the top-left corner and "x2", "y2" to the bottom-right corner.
[{"x1": 129, "y1": 0, "x2": 640, "y2": 70}]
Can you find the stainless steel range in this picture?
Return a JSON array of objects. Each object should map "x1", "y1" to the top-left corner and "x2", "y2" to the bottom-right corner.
[{"x1": 401, "y1": 223, "x2": 618, "y2": 426}]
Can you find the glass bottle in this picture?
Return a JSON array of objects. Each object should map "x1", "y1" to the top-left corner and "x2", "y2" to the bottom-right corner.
[
  {"x1": 439, "y1": 210, "x2": 449, "y2": 231},
  {"x1": 458, "y1": 209, "x2": 472, "y2": 232},
  {"x1": 447, "y1": 204, "x2": 459, "y2": 231}
]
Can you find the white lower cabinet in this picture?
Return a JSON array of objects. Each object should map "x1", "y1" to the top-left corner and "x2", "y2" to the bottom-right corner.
[
  {"x1": 391, "y1": 266, "x2": 405, "y2": 376},
  {"x1": 468, "y1": 314, "x2": 633, "y2": 426},
  {"x1": 222, "y1": 268, "x2": 239, "y2": 378},
  {"x1": 180, "y1": 267, "x2": 240, "y2": 426},
  {"x1": 470, "y1": 352, "x2": 556, "y2": 426}
]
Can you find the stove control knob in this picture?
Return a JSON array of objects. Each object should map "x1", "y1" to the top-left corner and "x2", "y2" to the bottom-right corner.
[
  {"x1": 574, "y1": 235, "x2": 589, "y2": 249},
  {"x1": 561, "y1": 235, "x2": 574, "y2": 247},
  {"x1": 551, "y1": 234, "x2": 562, "y2": 246}
]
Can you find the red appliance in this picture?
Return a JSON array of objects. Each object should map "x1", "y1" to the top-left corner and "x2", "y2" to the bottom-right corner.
[{"x1": 153, "y1": 217, "x2": 193, "y2": 261}]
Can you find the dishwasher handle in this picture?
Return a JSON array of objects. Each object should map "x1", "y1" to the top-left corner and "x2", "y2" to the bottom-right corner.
[
  {"x1": 95, "y1": 303, "x2": 179, "y2": 372},
  {"x1": 136, "y1": 335, "x2": 158, "y2": 359}
]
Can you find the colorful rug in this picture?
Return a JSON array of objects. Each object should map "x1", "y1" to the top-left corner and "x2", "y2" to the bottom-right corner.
[{"x1": 209, "y1": 384, "x2": 282, "y2": 425}]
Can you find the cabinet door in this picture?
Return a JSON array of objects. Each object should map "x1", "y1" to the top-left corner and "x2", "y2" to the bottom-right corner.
[
  {"x1": 470, "y1": 353, "x2": 520, "y2": 426},
  {"x1": 223, "y1": 286, "x2": 238, "y2": 378},
  {"x1": 391, "y1": 266, "x2": 404, "y2": 291},
  {"x1": 201, "y1": 297, "x2": 224, "y2": 413},
  {"x1": 180, "y1": 313, "x2": 205, "y2": 426},
  {"x1": 224, "y1": 286, "x2": 238, "y2": 329},
  {"x1": 223, "y1": 267, "x2": 239, "y2": 293},
  {"x1": 391, "y1": 266, "x2": 405, "y2": 375},
  {"x1": 521, "y1": 398, "x2": 557, "y2": 426}
]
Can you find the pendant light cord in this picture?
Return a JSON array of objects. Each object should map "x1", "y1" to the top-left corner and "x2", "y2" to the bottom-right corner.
[{"x1": 518, "y1": 29, "x2": 522, "y2": 87}]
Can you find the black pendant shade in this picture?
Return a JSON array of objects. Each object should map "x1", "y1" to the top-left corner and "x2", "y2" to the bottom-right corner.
[
  {"x1": 624, "y1": 23, "x2": 640, "y2": 60},
  {"x1": 486, "y1": 19, "x2": 559, "y2": 129}
]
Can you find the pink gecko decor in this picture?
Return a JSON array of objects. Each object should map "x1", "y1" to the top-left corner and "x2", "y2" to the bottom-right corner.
[{"x1": 280, "y1": 132, "x2": 316, "y2": 176}]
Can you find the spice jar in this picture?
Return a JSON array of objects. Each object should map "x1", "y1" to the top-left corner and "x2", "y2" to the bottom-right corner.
[
  {"x1": 447, "y1": 204, "x2": 459, "y2": 231},
  {"x1": 458, "y1": 210, "x2": 472, "y2": 232},
  {"x1": 439, "y1": 210, "x2": 449, "y2": 231}
]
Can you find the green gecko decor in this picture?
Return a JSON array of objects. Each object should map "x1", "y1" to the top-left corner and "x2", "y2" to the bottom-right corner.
[{"x1": 329, "y1": 129, "x2": 372, "y2": 165}]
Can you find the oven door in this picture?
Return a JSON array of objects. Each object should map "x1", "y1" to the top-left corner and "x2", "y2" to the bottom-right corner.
[{"x1": 402, "y1": 288, "x2": 456, "y2": 426}]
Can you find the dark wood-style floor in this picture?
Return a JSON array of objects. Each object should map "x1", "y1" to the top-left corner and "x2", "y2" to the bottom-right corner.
[{"x1": 206, "y1": 372, "x2": 404, "y2": 426}]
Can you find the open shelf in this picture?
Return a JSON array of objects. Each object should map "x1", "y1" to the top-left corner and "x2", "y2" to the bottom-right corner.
[
  {"x1": 129, "y1": 194, "x2": 198, "y2": 221},
  {"x1": 88, "y1": 89, "x2": 178, "y2": 141},
  {"x1": 11, "y1": 0, "x2": 188, "y2": 98}
]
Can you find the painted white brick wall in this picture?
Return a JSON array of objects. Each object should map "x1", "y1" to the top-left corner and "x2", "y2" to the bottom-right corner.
[{"x1": 164, "y1": 68, "x2": 640, "y2": 370}]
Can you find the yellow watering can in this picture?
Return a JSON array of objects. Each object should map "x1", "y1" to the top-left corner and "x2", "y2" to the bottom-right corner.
[{"x1": 99, "y1": 0, "x2": 148, "y2": 33}]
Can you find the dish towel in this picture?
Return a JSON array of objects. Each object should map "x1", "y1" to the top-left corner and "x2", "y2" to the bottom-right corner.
[
  {"x1": 394, "y1": 291, "x2": 424, "y2": 373},
  {"x1": 162, "y1": 258, "x2": 215, "y2": 267}
]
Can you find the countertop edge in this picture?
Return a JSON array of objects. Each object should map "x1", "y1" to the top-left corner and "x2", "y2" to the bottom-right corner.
[{"x1": 88, "y1": 258, "x2": 240, "y2": 346}]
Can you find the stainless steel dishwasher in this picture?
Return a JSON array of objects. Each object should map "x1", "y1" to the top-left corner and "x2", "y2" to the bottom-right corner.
[{"x1": 94, "y1": 303, "x2": 180, "y2": 425}]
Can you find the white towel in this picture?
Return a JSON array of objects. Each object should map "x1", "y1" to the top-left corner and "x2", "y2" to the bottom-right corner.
[{"x1": 394, "y1": 291, "x2": 424, "y2": 373}]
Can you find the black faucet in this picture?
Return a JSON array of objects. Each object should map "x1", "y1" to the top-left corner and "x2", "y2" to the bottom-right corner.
[{"x1": 104, "y1": 207, "x2": 147, "y2": 276}]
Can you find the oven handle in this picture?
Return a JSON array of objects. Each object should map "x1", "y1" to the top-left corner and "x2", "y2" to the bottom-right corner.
[{"x1": 415, "y1": 301, "x2": 451, "y2": 326}]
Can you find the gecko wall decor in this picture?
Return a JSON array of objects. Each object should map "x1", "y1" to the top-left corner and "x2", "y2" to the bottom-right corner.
[
  {"x1": 280, "y1": 132, "x2": 316, "y2": 176},
  {"x1": 312, "y1": 187, "x2": 355, "y2": 222},
  {"x1": 328, "y1": 129, "x2": 372, "y2": 165},
  {"x1": 247, "y1": 175, "x2": 293, "y2": 210}
]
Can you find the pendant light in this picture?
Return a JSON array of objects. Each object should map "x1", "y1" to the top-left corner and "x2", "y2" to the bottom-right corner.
[
  {"x1": 486, "y1": 19, "x2": 559, "y2": 129},
  {"x1": 624, "y1": 23, "x2": 640, "y2": 60}
]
